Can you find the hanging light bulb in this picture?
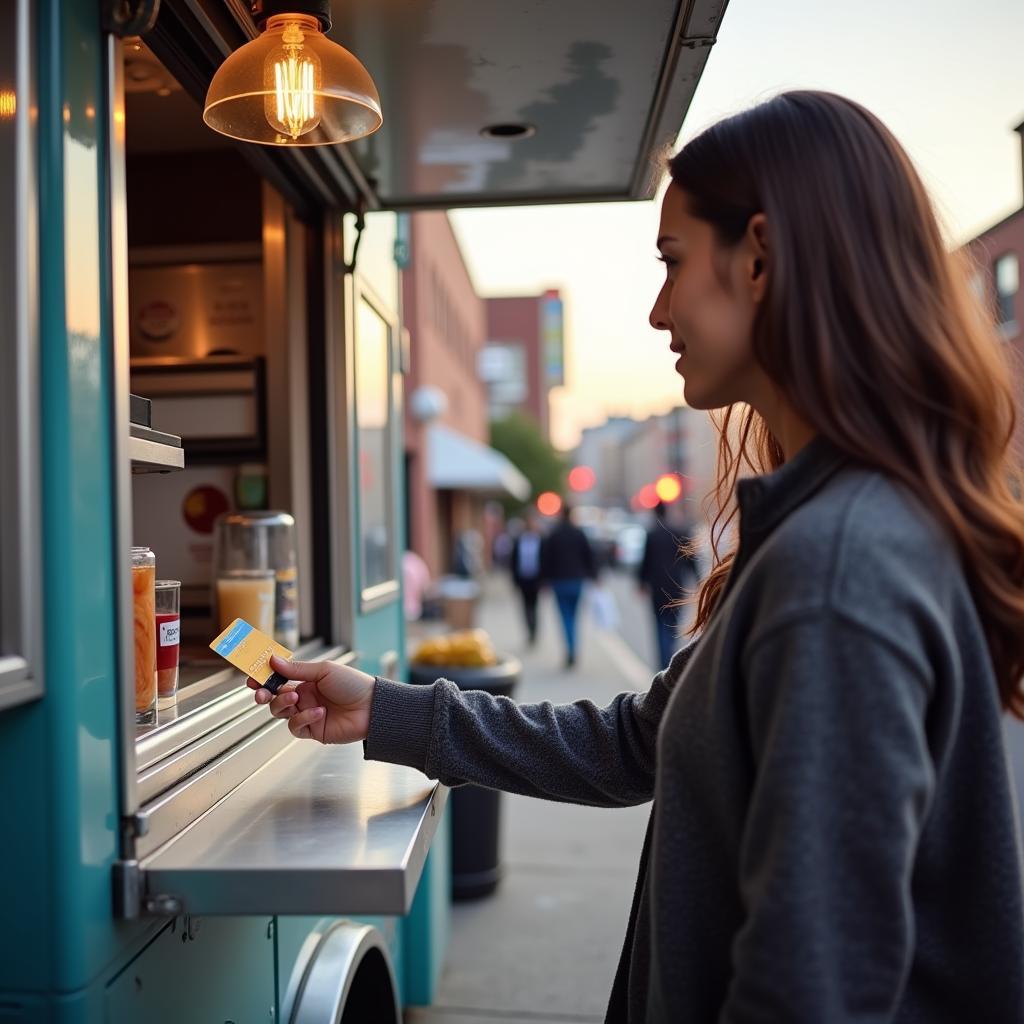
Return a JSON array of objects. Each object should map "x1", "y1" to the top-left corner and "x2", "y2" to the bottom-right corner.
[
  {"x1": 204, "y1": 1, "x2": 382, "y2": 147},
  {"x1": 265, "y1": 16, "x2": 321, "y2": 140}
]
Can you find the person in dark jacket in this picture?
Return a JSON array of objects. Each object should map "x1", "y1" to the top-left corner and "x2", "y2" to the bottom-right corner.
[
  {"x1": 540, "y1": 504, "x2": 596, "y2": 668},
  {"x1": 637, "y1": 502, "x2": 700, "y2": 667},
  {"x1": 509, "y1": 512, "x2": 545, "y2": 645},
  {"x1": 253, "y1": 92, "x2": 1024, "y2": 1023}
]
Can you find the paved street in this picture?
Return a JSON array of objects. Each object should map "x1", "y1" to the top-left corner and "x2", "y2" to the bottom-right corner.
[
  {"x1": 599, "y1": 568, "x2": 657, "y2": 670},
  {"x1": 603, "y1": 564, "x2": 698, "y2": 672}
]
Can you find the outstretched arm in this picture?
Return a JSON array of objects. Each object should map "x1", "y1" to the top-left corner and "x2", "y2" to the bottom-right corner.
[{"x1": 253, "y1": 643, "x2": 698, "y2": 808}]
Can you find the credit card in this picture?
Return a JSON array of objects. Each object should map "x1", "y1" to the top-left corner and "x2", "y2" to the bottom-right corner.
[{"x1": 209, "y1": 617, "x2": 294, "y2": 695}]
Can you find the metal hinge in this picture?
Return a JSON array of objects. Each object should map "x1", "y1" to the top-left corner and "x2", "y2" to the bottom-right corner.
[
  {"x1": 113, "y1": 859, "x2": 143, "y2": 918},
  {"x1": 119, "y1": 812, "x2": 150, "y2": 864},
  {"x1": 123, "y1": 812, "x2": 150, "y2": 839},
  {"x1": 113, "y1": 860, "x2": 183, "y2": 919}
]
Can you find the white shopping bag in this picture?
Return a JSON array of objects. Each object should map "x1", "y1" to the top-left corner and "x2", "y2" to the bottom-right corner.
[{"x1": 586, "y1": 584, "x2": 620, "y2": 631}]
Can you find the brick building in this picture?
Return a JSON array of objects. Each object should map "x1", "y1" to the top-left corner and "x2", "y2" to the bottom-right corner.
[
  {"x1": 402, "y1": 213, "x2": 528, "y2": 577},
  {"x1": 965, "y1": 120, "x2": 1023, "y2": 454},
  {"x1": 481, "y1": 291, "x2": 564, "y2": 439}
]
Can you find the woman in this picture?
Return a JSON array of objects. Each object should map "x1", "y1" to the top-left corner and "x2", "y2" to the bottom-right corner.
[{"x1": 252, "y1": 91, "x2": 1024, "y2": 1022}]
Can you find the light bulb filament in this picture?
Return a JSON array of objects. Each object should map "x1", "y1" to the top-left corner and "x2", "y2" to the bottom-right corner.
[{"x1": 274, "y1": 52, "x2": 317, "y2": 139}]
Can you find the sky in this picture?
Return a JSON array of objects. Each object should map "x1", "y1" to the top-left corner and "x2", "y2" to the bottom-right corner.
[{"x1": 450, "y1": 0, "x2": 1024, "y2": 452}]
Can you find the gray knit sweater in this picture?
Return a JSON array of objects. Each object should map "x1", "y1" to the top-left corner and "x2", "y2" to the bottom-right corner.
[{"x1": 366, "y1": 437, "x2": 1024, "y2": 1022}]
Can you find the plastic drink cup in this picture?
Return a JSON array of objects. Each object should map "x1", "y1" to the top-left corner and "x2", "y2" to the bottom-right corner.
[{"x1": 155, "y1": 580, "x2": 181, "y2": 707}]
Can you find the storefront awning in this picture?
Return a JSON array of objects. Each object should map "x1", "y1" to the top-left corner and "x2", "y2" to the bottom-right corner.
[{"x1": 427, "y1": 425, "x2": 530, "y2": 501}]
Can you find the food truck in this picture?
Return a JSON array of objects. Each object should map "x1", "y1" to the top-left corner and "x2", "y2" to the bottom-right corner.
[{"x1": 0, "y1": 0, "x2": 728, "y2": 1019}]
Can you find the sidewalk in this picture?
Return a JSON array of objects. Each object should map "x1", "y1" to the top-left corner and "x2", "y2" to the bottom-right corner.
[{"x1": 407, "y1": 574, "x2": 657, "y2": 1024}]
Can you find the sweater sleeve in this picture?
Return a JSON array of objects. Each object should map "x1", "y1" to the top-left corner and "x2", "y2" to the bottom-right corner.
[
  {"x1": 719, "y1": 611, "x2": 935, "y2": 1023},
  {"x1": 364, "y1": 641, "x2": 698, "y2": 807}
]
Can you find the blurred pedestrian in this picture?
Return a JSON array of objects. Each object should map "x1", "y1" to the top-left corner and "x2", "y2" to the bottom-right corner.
[
  {"x1": 510, "y1": 512, "x2": 544, "y2": 645},
  {"x1": 637, "y1": 502, "x2": 700, "y2": 667},
  {"x1": 541, "y1": 505, "x2": 596, "y2": 667},
  {"x1": 452, "y1": 527, "x2": 483, "y2": 578},
  {"x1": 492, "y1": 520, "x2": 517, "y2": 570},
  {"x1": 401, "y1": 549, "x2": 431, "y2": 622}
]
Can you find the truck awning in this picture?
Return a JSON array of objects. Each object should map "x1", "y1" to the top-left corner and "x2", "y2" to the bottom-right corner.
[
  {"x1": 146, "y1": 0, "x2": 731, "y2": 214},
  {"x1": 427, "y1": 424, "x2": 531, "y2": 501}
]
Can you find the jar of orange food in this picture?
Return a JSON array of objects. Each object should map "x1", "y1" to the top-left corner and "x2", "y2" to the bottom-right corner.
[{"x1": 131, "y1": 546, "x2": 157, "y2": 724}]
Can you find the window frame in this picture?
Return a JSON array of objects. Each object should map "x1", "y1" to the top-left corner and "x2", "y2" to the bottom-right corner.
[
  {"x1": 0, "y1": 0, "x2": 44, "y2": 711},
  {"x1": 994, "y1": 252, "x2": 1019, "y2": 333},
  {"x1": 353, "y1": 280, "x2": 400, "y2": 613}
]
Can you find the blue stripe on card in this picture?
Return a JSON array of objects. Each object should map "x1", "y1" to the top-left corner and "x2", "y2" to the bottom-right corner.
[{"x1": 214, "y1": 618, "x2": 253, "y2": 656}]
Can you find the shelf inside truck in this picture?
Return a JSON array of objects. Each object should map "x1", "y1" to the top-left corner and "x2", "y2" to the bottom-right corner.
[
  {"x1": 138, "y1": 739, "x2": 447, "y2": 916},
  {"x1": 129, "y1": 424, "x2": 184, "y2": 473}
]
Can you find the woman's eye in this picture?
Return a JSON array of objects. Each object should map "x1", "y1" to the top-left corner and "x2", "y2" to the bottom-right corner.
[{"x1": 657, "y1": 254, "x2": 678, "y2": 270}]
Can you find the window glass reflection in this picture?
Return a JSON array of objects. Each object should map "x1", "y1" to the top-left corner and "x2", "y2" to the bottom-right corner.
[{"x1": 356, "y1": 296, "x2": 394, "y2": 593}]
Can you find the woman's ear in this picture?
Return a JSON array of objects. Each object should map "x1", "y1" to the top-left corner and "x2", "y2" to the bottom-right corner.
[{"x1": 746, "y1": 213, "x2": 769, "y2": 302}]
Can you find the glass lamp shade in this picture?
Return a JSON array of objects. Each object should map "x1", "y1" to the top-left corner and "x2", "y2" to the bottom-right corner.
[{"x1": 203, "y1": 14, "x2": 382, "y2": 146}]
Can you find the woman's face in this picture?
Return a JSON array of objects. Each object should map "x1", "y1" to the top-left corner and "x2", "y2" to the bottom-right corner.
[{"x1": 649, "y1": 183, "x2": 768, "y2": 411}]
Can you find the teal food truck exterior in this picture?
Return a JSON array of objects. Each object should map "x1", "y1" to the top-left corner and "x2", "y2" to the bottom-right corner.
[{"x1": 0, "y1": 1, "x2": 727, "y2": 1020}]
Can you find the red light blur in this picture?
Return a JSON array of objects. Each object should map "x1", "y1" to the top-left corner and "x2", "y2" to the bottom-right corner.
[
  {"x1": 638, "y1": 484, "x2": 659, "y2": 510},
  {"x1": 568, "y1": 466, "x2": 596, "y2": 492},
  {"x1": 537, "y1": 492, "x2": 563, "y2": 517}
]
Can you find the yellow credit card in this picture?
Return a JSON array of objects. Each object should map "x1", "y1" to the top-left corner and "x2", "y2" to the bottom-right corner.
[{"x1": 210, "y1": 618, "x2": 293, "y2": 694}]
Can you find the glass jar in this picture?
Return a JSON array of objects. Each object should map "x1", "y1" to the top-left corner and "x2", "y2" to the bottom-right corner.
[
  {"x1": 215, "y1": 568, "x2": 276, "y2": 634},
  {"x1": 213, "y1": 511, "x2": 299, "y2": 648},
  {"x1": 131, "y1": 546, "x2": 157, "y2": 725}
]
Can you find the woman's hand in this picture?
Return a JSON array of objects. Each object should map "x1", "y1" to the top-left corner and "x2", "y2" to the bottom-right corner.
[{"x1": 248, "y1": 655, "x2": 376, "y2": 744}]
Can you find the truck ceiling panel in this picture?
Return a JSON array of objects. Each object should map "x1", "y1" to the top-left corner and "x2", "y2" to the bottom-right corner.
[{"x1": 331, "y1": 0, "x2": 729, "y2": 209}]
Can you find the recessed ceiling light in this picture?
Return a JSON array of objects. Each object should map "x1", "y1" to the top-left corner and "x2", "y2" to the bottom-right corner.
[{"x1": 480, "y1": 123, "x2": 536, "y2": 140}]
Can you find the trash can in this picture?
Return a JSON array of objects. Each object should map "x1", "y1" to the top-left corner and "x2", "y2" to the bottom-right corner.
[{"x1": 409, "y1": 656, "x2": 521, "y2": 899}]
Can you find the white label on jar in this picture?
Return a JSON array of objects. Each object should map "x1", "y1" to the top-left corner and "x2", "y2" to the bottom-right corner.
[{"x1": 160, "y1": 619, "x2": 180, "y2": 647}]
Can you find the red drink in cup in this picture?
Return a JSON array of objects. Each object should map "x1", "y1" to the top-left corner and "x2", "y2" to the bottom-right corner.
[{"x1": 155, "y1": 580, "x2": 181, "y2": 707}]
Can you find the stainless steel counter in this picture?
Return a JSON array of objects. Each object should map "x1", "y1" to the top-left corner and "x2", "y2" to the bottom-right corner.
[{"x1": 139, "y1": 739, "x2": 447, "y2": 916}]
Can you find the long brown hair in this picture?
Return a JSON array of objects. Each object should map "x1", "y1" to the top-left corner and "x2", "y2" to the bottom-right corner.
[{"x1": 672, "y1": 90, "x2": 1024, "y2": 717}]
